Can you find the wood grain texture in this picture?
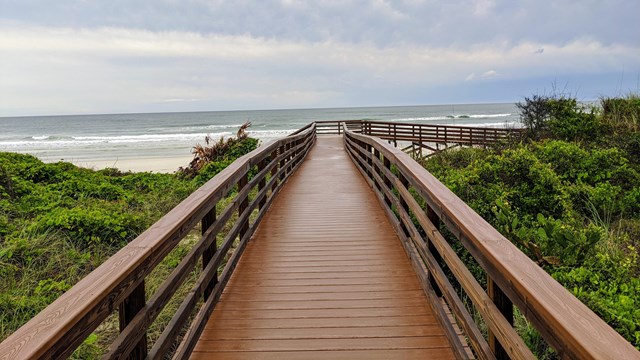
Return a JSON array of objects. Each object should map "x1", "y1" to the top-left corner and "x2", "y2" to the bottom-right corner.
[{"x1": 191, "y1": 136, "x2": 455, "y2": 359}]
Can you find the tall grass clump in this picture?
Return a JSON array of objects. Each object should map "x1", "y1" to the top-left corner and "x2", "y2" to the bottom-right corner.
[
  {"x1": 179, "y1": 121, "x2": 259, "y2": 185},
  {"x1": 601, "y1": 94, "x2": 640, "y2": 132}
]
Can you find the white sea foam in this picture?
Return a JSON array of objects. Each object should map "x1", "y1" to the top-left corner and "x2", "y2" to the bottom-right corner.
[
  {"x1": 392, "y1": 113, "x2": 512, "y2": 122},
  {"x1": 1, "y1": 132, "x2": 232, "y2": 149},
  {"x1": 469, "y1": 113, "x2": 512, "y2": 118},
  {"x1": 248, "y1": 129, "x2": 297, "y2": 139}
]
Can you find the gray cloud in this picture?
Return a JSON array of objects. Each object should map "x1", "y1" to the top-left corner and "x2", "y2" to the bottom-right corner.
[
  {"x1": 0, "y1": 0, "x2": 639, "y2": 115},
  {"x1": 2, "y1": 0, "x2": 638, "y2": 46}
]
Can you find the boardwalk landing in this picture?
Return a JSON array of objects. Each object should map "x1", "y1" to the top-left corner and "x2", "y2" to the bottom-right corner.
[{"x1": 191, "y1": 136, "x2": 455, "y2": 359}]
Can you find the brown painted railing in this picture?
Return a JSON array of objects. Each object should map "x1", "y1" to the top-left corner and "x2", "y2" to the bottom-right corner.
[
  {"x1": 361, "y1": 120, "x2": 523, "y2": 147},
  {"x1": 0, "y1": 125, "x2": 316, "y2": 359},
  {"x1": 343, "y1": 123, "x2": 639, "y2": 359},
  {"x1": 294, "y1": 120, "x2": 522, "y2": 150}
]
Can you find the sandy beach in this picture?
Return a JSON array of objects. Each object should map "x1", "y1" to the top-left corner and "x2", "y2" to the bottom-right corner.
[{"x1": 73, "y1": 155, "x2": 193, "y2": 173}]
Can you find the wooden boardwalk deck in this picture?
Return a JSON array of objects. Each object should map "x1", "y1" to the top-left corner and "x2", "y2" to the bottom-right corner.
[{"x1": 191, "y1": 136, "x2": 455, "y2": 359}]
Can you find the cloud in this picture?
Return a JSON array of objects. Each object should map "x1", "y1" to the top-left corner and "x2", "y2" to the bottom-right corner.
[
  {"x1": 2, "y1": 1, "x2": 638, "y2": 47},
  {"x1": 481, "y1": 70, "x2": 499, "y2": 79},
  {"x1": 1, "y1": 23, "x2": 638, "y2": 116}
]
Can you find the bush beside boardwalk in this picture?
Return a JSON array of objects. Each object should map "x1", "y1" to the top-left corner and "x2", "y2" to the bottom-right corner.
[
  {"x1": 422, "y1": 95, "x2": 640, "y2": 356},
  {"x1": 0, "y1": 134, "x2": 258, "y2": 357}
]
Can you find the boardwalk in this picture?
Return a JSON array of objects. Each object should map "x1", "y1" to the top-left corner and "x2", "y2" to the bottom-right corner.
[
  {"x1": 191, "y1": 136, "x2": 455, "y2": 359},
  {"x1": 3, "y1": 123, "x2": 638, "y2": 359}
]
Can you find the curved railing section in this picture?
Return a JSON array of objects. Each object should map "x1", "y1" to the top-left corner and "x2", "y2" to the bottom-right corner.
[
  {"x1": 0, "y1": 125, "x2": 316, "y2": 359},
  {"x1": 342, "y1": 123, "x2": 638, "y2": 360}
]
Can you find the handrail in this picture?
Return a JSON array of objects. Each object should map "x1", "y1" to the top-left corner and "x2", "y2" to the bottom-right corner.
[
  {"x1": 0, "y1": 125, "x2": 316, "y2": 359},
  {"x1": 342, "y1": 123, "x2": 639, "y2": 359},
  {"x1": 292, "y1": 120, "x2": 521, "y2": 149}
]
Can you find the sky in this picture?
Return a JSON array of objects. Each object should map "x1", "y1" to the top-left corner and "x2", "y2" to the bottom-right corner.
[{"x1": 1, "y1": 0, "x2": 639, "y2": 116}]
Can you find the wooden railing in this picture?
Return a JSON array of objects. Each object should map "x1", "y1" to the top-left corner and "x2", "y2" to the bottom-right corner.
[
  {"x1": 294, "y1": 120, "x2": 522, "y2": 152},
  {"x1": 342, "y1": 123, "x2": 639, "y2": 360},
  {"x1": 0, "y1": 125, "x2": 316, "y2": 359},
  {"x1": 361, "y1": 120, "x2": 523, "y2": 148}
]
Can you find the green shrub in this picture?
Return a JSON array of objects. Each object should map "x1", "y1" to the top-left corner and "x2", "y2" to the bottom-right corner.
[
  {"x1": 423, "y1": 95, "x2": 640, "y2": 349},
  {"x1": 32, "y1": 205, "x2": 143, "y2": 246}
]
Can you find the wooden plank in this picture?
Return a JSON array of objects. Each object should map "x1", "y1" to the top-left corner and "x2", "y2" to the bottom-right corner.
[
  {"x1": 220, "y1": 289, "x2": 426, "y2": 301},
  {"x1": 199, "y1": 325, "x2": 446, "y2": 340},
  {"x1": 194, "y1": 337, "x2": 451, "y2": 352},
  {"x1": 204, "y1": 315, "x2": 439, "y2": 330},
  {"x1": 191, "y1": 349, "x2": 456, "y2": 360}
]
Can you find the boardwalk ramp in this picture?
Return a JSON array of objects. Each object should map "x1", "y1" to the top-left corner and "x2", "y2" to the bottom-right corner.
[{"x1": 191, "y1": 136, "x2": 455, "y2": 359}]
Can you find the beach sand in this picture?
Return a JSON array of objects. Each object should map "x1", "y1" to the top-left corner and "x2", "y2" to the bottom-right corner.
[{"x1": 73, "y1": 155, "x2": 192, "y2": 173}]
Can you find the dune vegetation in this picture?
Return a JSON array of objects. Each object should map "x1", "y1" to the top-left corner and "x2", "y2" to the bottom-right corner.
[
  {"x1": 0, "y1": 127, "x2": 258, "y2": 357},
  {"x1": 421, "y1": 94, "x2": 640, "y2": 355}
]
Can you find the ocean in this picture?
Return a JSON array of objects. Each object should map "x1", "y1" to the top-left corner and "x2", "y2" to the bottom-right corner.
[{"x1": 0, "y1": 103, "x2": 520, "y2": 172}]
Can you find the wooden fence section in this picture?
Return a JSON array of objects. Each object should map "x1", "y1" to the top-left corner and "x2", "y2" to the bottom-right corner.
[
  {"x1": 361, "y1": 121, "x2": 523, "y2": 149},
  {"x1": 343, "y1": 123, "x2": 639, "y2": 360},
  {"x1": 0, "y1": 126, "x2": 316, "y2": 359},
  {"x1": 190, "y1": 136, "x2": 456, "y2": 359},
  {"x1": 296, "y1": 120, "x2": 523, "y2": 155}
]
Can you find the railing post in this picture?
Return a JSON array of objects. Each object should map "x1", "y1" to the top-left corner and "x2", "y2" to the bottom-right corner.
[
  {"x1": 238, "y1": 173, "x2": 249, "y2": 239},
  {"x1": 383, "y1": 157, "x2": 392, "y2": 208},
  {"x1": 271, "y1": 149, "x2": 279, "y2": 192},
  {"x1": 119, "y1": 281, "x2": 147, "y2": 359},
  {"x1": 488, "y1": 277, "x2": 514, "y2": 360},
  {"x1": 366, "y1": 144, "x2": 373, "y2": 178},
  {"x1": 418, "y1": 125, "x2": 423, "y2": 158},
  {"x1": 444, "y1": 126, "x2": 448, "y2": 146},
  {"x1": 393, "y1": 124, "x2": 397, "y2": 147},
  {"x1": 398, "y1": 173, "x2": 410, "y2": 239},
  {"x1": 287, "y1": 142, "x2": 293, "y2": 173},
  {"x1": 373, "y1": 149, "x2": 382, "y2": 191},
  {"x1": 202, "y1": 207, "x2": 217, "y2": 300},
  {"x1": 483, "y1": 128, "x2": 488, "y2": 148},
  {"x1": 258, "y1": 158, "x2": 267, "y2": 209},
  {"x1": 426, "y1": 206, "x2": 443, "y2": 297},
  {"x1": 279, "y1": 144, "x2": 286, "y2": 181}
]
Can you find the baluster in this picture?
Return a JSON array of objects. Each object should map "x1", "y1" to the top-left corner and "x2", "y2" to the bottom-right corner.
[
  {"x1": 279, "y1": 144, "x2": 286, "y2": 181},
  {"x1": 488, "y1": 277, "x2": 514, "y2": 360},
  {"x1": 119, "y1": 281, "x2": 147, "y2": 359},
  {"x1": 202, "y1": 208, "x2": 217, "y2": 299}
]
